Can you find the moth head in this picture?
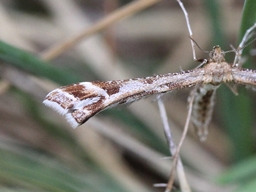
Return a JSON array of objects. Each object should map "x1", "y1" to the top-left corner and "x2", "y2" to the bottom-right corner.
[{"x1": 209, "y1": 45, "x2": 226, "y2": 63}]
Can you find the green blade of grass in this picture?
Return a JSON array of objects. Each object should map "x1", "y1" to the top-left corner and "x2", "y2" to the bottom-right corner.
[
  {"x1": 0, "y1": 40, "x2": 82, "y2": 85},
  {"x1": 218, "y1": 155, "x2": 256, "y2": 184},
  {"x1": 225, "y1": 0, "x2": 256, "y2": 161},
  {"x1": 0, "y1": 144, "x2": 131, "y2": 192}
]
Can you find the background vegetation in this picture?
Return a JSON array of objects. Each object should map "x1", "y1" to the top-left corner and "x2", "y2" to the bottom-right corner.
[{"x1": 0, "y1": 0, "x2": 256, "y2": 191}]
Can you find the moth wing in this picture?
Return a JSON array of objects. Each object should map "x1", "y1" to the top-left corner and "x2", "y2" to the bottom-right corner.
[
  {"x1": 43, "y1": 80, "x2": 150, "y2": 128},
  {"x1": 232, "y1": 68, "x2": 256, "y2": 90},
  {"x1": 43, "y1": 69, "x2": 205, "y2": 128},
  {"x1": 190, "y1": 84, "x2": 218, "y2": 141},
  {"x1": 43, "y1": 82, "x2": 111, "y2": 128}
]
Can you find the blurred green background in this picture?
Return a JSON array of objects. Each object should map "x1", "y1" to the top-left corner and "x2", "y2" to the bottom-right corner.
[{"x1": 0, "y1": 0, "x2": 256, "y2": 191}]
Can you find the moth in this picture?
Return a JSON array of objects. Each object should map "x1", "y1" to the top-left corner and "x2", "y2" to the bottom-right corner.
[
  {"x1": 43, "y1": 0, "x2": 256, "y2": 141},
  {"x1": 43, "y1": 45, "x2": 256, "y2": 132}
]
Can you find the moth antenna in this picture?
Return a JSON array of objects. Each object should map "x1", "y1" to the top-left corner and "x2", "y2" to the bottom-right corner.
[{"x1": 188, "y1": 36, "x2": 208, "y2": 53}]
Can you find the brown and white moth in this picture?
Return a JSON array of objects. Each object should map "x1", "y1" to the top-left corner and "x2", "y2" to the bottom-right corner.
[{"x1": 43, "y1": 0, "x2": 256, "y2": 141}]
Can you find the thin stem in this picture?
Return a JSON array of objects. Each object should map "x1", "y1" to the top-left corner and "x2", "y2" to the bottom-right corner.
[
  {"x1": 157, "y1": 96, "x2": 191, "y2": 192},
  {"x1": 157, "y1": 96, "x2": 176, "y2": 155},
  {"x1": 233, "y1": 22, "x2": 256, "y2": 67},
  {"x1": 41, "y1": 0, "x2": 161, "y2": 61},
  {"x1": 164, "y1": 89, "x2": 195, "y2": 192}
]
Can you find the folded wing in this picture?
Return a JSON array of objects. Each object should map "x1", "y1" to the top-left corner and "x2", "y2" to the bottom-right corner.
[{"x1": 43, "y1": 69, "x2": 204, "y2": 128}]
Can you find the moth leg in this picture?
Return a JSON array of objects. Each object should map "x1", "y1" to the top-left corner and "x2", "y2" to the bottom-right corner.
[
  {"x1": 233, "y1": 23, "x2": 256, "y2": 67},
  {"x1": 177, "y1": 0, "x2": 197, "y2": 62}
]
